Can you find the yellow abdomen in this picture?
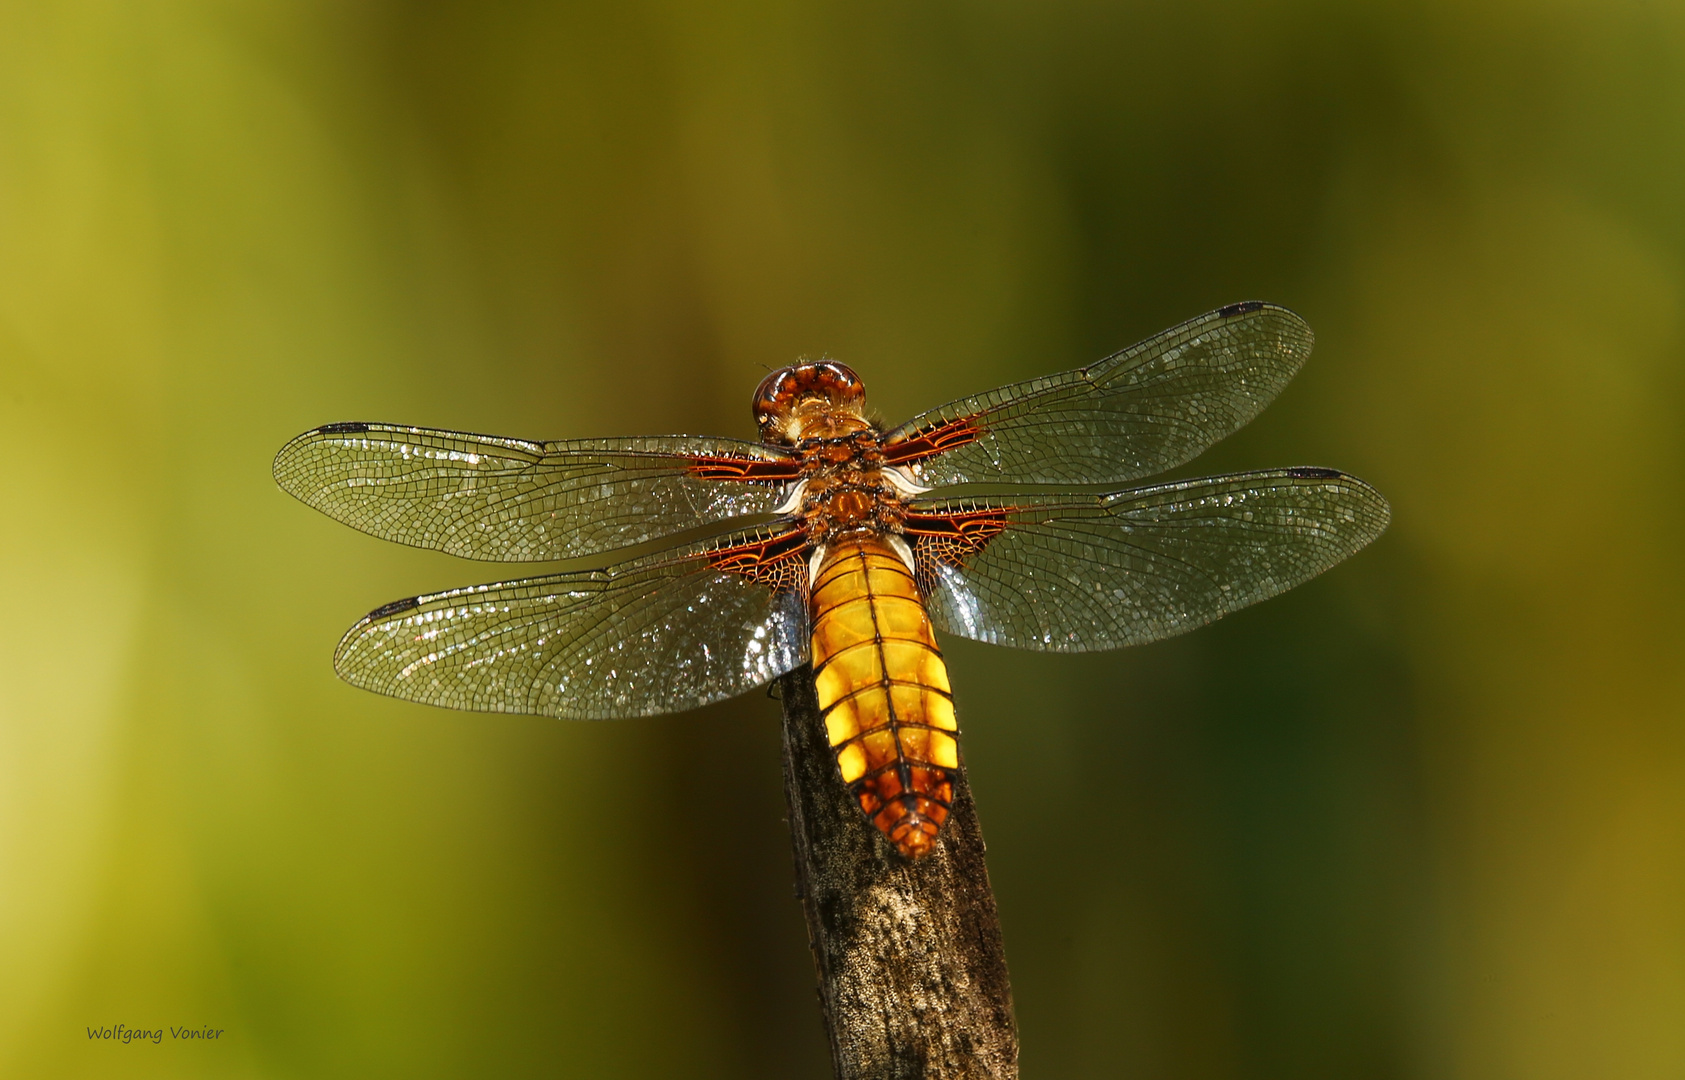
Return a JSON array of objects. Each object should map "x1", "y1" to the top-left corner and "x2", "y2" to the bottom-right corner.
[{"x1": 809, "y1": 535, "x2": 959, "y2": 858}]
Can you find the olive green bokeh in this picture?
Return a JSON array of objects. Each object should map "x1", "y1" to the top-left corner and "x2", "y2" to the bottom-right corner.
[{"x1": 3, "y1": 2, "x2": 1682, "y2": 1077}]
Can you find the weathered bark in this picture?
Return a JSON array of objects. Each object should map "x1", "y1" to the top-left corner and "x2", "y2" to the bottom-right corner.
[{"x1": 777, "y1": 665, "x2": 1018, "y2": 1080}]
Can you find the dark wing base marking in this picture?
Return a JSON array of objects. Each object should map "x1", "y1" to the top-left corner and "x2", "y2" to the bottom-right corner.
[
  {"x1": 687, "y1": 456, "x2": 805, "y2": 483},
  {"x1": 903, "y1": 507, "x2": 1009, "y2": 596},
  {"x1": 907, "y1": 468, "x2": 1390, "y2": 651},
  {"x1": 881, "y1": 415, "x2": 985, "y2": 467},
  {"x1": 708, "y1": 526, "x2": 811, "y2": 593}
]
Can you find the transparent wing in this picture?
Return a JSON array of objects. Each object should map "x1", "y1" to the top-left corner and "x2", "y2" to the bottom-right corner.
[
  {"x1": 333, "y1": 525, "x2": 811, "y2": 719},
  {"x1": 274, "y1": 423, "x2": 801, "y2": 561},
  {"x1": 905, "y1": 468, "x2": 1389, "y2": 651},
  {"x1": 884, "y1": 302, "x2": 1314, "y2": 486}
]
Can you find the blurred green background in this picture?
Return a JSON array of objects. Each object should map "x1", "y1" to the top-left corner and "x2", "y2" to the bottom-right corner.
[{"x1": 3, "y1": 1, "x2": 1682, "y2": 1077}]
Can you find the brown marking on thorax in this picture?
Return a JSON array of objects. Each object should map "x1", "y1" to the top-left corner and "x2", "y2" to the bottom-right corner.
[{"x1": 792, "y1": 430, "x2": 910, "y2": 547}]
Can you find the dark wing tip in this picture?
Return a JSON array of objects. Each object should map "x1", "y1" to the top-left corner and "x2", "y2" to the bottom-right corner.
[
  {"x1": 273, "y1": 422, "x2": 375, "y2": 492},
  {"x1": 1289, "y1": 467, "x2": 1393, "y2": 541},
  {"x1": 1209, "y1": 301, "x2": 1313, "y2": 354},
  {"x1": 365, "y1": 596, "x2": 422, "y2": 620}
]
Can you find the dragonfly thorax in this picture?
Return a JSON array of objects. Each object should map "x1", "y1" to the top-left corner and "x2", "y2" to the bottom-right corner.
[{"x1": 790, "y1": 431, "x2": 911, "y2": 546}]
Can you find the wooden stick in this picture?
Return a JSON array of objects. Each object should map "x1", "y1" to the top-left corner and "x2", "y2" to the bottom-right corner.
[{"x1": 776, "y1": 665, "x2": 1019, "y2": 1080}]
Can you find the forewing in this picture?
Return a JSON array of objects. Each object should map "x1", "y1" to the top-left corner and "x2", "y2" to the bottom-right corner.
[
  {"x1": 884, "y1": 303, "x2": 1314, "y2": 486},
  {"x1": 333, "y1": 525, "x2": 811, "y2": 719},
  {"x1": 905, "y1": 468, "x2": 1389, "y2": 651},
  {"x1": 274, "y1": 423, "x2": 801, "y2": 561}
]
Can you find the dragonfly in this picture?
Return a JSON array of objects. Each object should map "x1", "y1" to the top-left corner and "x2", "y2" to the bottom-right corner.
[{"x1": 274, "y1": 302, "x2": 1389, "y2": 858}]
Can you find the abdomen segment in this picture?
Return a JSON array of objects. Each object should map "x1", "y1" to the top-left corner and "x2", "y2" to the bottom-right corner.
[{"x1": 809, "y1": 536, "x2": 959, "y2": 858}]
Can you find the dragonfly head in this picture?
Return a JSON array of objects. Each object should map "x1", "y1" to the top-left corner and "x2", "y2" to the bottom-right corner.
[{"x1": 753, "y1": 360, "x2": 868, "y2": 445}]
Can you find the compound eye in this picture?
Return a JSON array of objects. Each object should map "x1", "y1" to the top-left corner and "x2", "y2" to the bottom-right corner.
[
  {"x1": 752, "y1": 365, "x2": 803, "y2": 437},
  {"x1": 815, "y1": 362, "x2": 865, "y2": 402},
  {"x1": 752, "y1": 367, "x2": 793, "y2": 403}
]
